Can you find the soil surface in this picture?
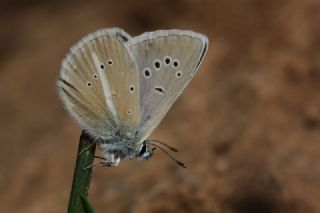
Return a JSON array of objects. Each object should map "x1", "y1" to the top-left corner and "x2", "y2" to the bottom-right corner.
[{"x1": 0, "y1": 0, "x2": 320, "y2": 212}]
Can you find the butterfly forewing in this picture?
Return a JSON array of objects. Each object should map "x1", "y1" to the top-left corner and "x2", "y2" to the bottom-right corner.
[
  {"x1": 128, "y1": 30, "x2": 208, "y2": 142},
  {"x1": 58, "y1": 28, "x2": 140, "y2": 138}
]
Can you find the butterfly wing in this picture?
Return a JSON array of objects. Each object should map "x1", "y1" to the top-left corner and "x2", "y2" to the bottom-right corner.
[
  {"x1": 57, "y1": 28, "x2": 140, "y2": 139},
  {"x1": 127, "y1": 30, "x2": 208, "y2": 142}
]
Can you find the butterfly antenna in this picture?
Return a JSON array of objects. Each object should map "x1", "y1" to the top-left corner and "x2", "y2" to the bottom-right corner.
[
  {"x1": 147, "y1": 140, "x2": 179, "y2": 152},
  {"x1": 149, "y1": 143, "x2": 186, "y2": 168}
]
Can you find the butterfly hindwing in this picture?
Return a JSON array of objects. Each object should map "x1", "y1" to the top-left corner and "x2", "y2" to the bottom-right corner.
[
  {"x1": 57, "y1": 28, "x2": 140, "y2": 138},
  {"x1": 127, "y1": 30, "x2": 208, "y2": 142}
]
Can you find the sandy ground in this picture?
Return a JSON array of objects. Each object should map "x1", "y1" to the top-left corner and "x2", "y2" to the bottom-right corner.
[{"x1": 0, "y1": 0, "x2": 320, "y2": 212}]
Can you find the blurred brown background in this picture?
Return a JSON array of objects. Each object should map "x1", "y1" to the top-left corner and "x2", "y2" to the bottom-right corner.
[{"x1": 1, "y1": 0, "x2": 320, "y2": 212}]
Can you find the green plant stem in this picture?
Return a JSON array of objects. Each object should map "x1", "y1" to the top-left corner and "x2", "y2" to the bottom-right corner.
[{"x1": 68, "y1": 131, "x2": 96, "y2": 213}]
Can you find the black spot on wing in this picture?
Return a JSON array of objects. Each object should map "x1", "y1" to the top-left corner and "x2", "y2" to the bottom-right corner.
[
  {"x1": 154, "y1": 87, "x2": 165, "y2": 94},
  {"x1": 193, "y1": 42, "x2": 208, "y2": 74},
  {"x1": 116, "y1": 32, "x2": 129, "y2": 42},
  {"x1": 59, "y1": 78, "x2": 79, "y2": 92}
]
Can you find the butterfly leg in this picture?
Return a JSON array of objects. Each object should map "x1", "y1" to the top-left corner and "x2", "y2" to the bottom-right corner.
[
  {"x1": 94, "y1": 155, "x2": 106, "y2": 160},
  {"x1": 83, "y1": 155, "x2": 120, "y2": 170},
  {"x1": 83, "y1": 161, "x2": 118, "y2": 170}
]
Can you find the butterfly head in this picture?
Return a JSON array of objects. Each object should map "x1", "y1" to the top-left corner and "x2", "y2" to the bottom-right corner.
[
  {"x1": 135, "y1": 141, "x2": 155, "y2": 160},
  {"x1": 135, "y1": 140, "x2": 186, "y2": 168}
]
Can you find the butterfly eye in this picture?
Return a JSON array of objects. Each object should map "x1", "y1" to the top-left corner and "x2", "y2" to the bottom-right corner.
[
  {"x1": 164, "y1": 56, "x2": 171, "y2": 65},
  {"x1": 153, "y1": 60, "x2": 161, "y2": 70},
  {"x1": 100, "y1": 64, "x2": 105, "y2": 69},
  {"x1": 172, "y1": 59, "x2": 179, "y2": 68},
  {"x1": 127, "y1": 109, "x2": 132, "y2": 115},
  {"x1": 93, "y1": 74, "x2": 98, "y2": 79},
  {"x1": 176, "y1": 71, "x2": 182, "y2": 78},
  {"x1": 139, "y1": 144, "x2": 147, "y2": 156},
  {"x1": 143, "y1": 68, "x2": 152, "y2": 79}
]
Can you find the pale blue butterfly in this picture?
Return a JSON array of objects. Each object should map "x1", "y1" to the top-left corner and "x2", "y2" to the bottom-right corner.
[{"x1": 57, "y1": 28, "x2": 208, "y2": 168}]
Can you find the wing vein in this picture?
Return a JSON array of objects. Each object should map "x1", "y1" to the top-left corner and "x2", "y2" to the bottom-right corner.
[{"x1": 92, "y1": 52, "x2": 118, "y2": 121}]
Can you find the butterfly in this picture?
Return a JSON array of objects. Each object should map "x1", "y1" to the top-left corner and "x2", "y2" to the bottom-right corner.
[{"x1": 57, "y1": 28, "x2": 208, "y2": 168}]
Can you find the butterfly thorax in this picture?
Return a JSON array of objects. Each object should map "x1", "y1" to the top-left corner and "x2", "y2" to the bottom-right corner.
[
  {"x1": 98, "y1": 133, "x2": 136, "y2": 157},
  {"x1": 98, "y1": 130, "x2": 153, "y2": 163}
]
